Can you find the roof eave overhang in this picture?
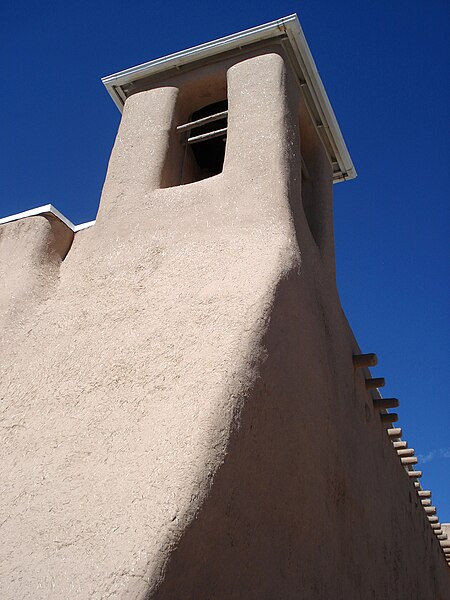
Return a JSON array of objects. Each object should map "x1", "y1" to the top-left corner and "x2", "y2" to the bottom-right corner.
[{"x1": 101, "y1": 14, "x2": 356, "y2": 183}]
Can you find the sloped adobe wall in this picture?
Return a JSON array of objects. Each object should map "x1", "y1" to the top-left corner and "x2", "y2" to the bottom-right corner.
[
  {"x1": 153, "y1": 263, "x2": 450, "y2": 600},
  {"x1": 0, "y1": 52, "x2": 448, "y2": 600}
]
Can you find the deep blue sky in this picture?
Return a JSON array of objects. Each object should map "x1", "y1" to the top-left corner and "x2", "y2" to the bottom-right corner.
[{"x1": 1, "y1": 1, "x2": 449, "y2": 519}]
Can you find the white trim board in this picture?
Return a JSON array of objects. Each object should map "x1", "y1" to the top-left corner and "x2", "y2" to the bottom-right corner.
[
  {"x1": 0, "y1": 205, "x2": 95, "y2": 233},
  {"x1": 102, "y1": 14, "x2": 356, "y2": 183}
]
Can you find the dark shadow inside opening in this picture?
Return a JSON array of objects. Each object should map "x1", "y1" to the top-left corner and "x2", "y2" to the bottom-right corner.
[{"x1": 187, "y1": 99, "x2": 228, "y2": 180}]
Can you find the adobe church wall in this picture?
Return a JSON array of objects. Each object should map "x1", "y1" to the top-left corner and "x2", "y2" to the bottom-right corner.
[
  {"x1": 0, "y1": 50, "x2": 448, "y2": 600},
  {"x1": 0, "y1": 214, "x2": 73, "y2": 326},
  {"x1": 0, "y1": 51, "x2": 304, "y2": 599},
  {"x1": 153, "y1": 267, "x2": 450, "y2": 600}
]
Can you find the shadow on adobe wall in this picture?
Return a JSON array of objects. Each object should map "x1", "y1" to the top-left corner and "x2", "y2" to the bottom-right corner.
[
  {"x1": 149, "y1": 262, "x2": 448, "y2": 600},
  {"x1": 149, "y1": 266, "x2": 348, "y2": 599}
]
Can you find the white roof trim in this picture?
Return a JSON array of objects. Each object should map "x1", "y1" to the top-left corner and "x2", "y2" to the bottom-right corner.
[
  {"x1": 102, "y1": 14, "x2": 356, "y2": 183},
  {"x1": 0, "y1": 205, "x2": 95, "y2": 233}
]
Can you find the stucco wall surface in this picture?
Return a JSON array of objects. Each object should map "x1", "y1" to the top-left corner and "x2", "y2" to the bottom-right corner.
[
  {"x1": 0, "y1": 215, "x2": 73, "y2": 323},
  {"x1": 1, "y1": 53, "x2": 449, "y2": 599}
]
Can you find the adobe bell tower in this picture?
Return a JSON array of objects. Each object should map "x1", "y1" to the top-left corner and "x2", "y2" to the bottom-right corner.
[
  {"x1": 99, "y1": 14, "x2": 355, "y2": 285},
  {"x1": 1, "y1": 15, "x2": 449, "y2": 600}
]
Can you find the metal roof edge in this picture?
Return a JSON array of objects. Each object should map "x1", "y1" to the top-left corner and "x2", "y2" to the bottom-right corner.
[
  {"x1": 101, "y1": 15, "x2": 297, "y2": 108},
  {"x1": 101, "y1": 14, "x2": 356, "y2": 183},
  {"x1": 285, "y1": 18, "x2": 356, "y2": 181}
]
